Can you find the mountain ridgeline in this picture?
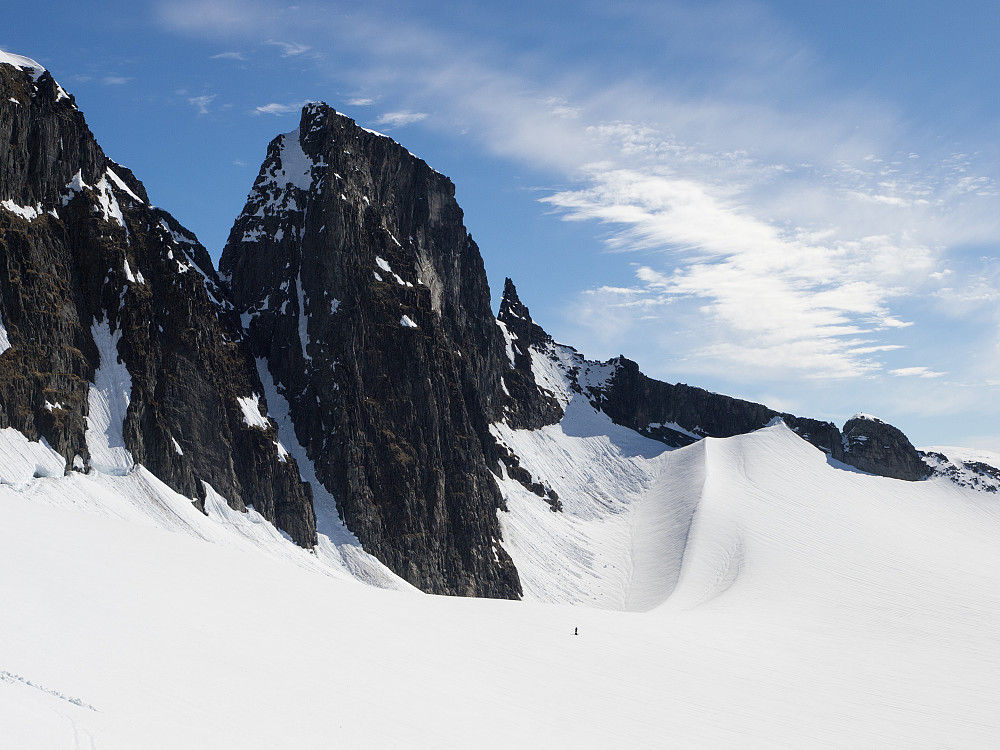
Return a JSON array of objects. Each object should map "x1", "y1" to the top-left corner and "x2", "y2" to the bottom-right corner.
[
  {"x1": 0, "y1": 54, "x2": 316, "y2": 545},
  {"x1": 1, "y1": 54, "x2": 936, "y2": 598}
]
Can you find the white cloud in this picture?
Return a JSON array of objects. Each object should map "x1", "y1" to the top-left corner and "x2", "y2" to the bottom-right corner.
[
  {"x1": 889, "y1": 367, "x2": 946, "y2": 378},
  {"x1": 103, "y1": 76, "x2": 131, "y2": 85},
  {"x1": 210, "y1": 51, "x2": 244, "y2": 61},
  {"x1": 376, "y1": 111, "x2": 428, "y2": 128},
  {"x1": 253, "y1": 101, "x2": 309, "y2": 116},
  {"x1": 188, "y1": 94, "x2": 216, "y2": 115},
  {"x1": 157, "y1": 0, "x2": 279, "y2": 34},
  {"x1": 347, "y1": 97, "x2": 374, "y2": 106},
  {"x1": 265, "y1": 40, "x2": 311, "y2": 57}
]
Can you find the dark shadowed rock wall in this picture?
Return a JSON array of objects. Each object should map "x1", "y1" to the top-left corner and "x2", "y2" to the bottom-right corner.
[
  {"x1": 220, "y1": 104, "x2": 547, "y2": 596},
  {"x1": 0, "y1": 57, "x2": 315, "y2": 544}
]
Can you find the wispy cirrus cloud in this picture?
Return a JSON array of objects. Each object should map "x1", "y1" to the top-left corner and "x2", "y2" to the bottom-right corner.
[
  {"x1": 155, "y1": 0, "x2": 1000, "y2": 396},
  {"x1": 375, "y1": 111, "x2": 428, "y2": 128},
  {"x1": 188, "y1": 94, "x2": 216, "y2": 115},
  {"x1": 253, "y1": 100, "x2": 310, "y2": 116},
  {"x1": 264, "y1": 39, "x2": 311, "y2": 57},
  {"x1": 210, "y1": 51, "x2": 244, "y2": 61},
  {"x1": 890, "y1": 367, "x2": 946, "y2": 378}
]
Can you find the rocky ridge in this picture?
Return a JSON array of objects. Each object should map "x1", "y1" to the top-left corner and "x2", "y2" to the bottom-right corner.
[
  {"x1": 497, "y1": 283, "x2": 931, "y2": 482},
  {"x1": 0, "y1": 53, "x2": 315, "y2": 544}
]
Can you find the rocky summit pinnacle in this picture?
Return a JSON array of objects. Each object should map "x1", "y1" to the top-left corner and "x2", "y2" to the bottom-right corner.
[{"x1": 221, "y1": 103, "x2": 525, "y2": 597}]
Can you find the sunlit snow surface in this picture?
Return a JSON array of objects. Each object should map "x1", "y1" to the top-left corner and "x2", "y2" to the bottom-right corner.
[
  {"x1": 3, "y1": 416, "x2": 1000, "y2": 747},
  {"x1": 4, "y1": 335, "x2": 1000, "y2": 746}
]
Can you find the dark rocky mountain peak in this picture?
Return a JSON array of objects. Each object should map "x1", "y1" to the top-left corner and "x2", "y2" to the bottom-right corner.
[
  {"x1": 222, "y1": 103, "x2": 526, "y2": 597},
  {"x1": 0, "y1": 54, "x2": 315, "y2": 545},
  {"x1": 496, "y1": 278, "x2": 564, "y2": 429}
]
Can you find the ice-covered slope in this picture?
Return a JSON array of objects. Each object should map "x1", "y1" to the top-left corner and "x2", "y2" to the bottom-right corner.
[
  {"x1": 0, "y1": 428, "x2": 409, "y2": 590},
  {"x1": 495, "y1": 353, "x2": 1000, "y2": 624},
  {"x1": 4, "y1": 417, "x2": 1000, "y2": 748}
]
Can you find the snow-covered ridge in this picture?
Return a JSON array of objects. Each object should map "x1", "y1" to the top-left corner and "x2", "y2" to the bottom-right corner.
[
  {"x1": 921, "y1": 446, "x2": 1000, "y2": 493},
  {"x1": 0, "y1": 50, "x2": 44, "y2": 77},
  {"x1": 0, "y1": 48, "x2": 72, "y2": 103},
  {"x1": 496, "y1": 388, "x2": 1000, "y2": 613},
  {"x1": 60, "y1": 168, "x2": 143, "y2": 230}
]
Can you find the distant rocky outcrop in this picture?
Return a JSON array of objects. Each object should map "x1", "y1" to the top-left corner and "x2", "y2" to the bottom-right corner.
[
  {"x1": 497, "y1": 293, "x2": 929, "y2": 482},
  {"x1": 596, "y1": 357, "x2": 928, "y2": 479},
  {"x1": 0, "y1": 54, "x2": 315, "y2": 544},
  {"x1": 842, "y1": 414, "x2": 930, "y2": 481}
]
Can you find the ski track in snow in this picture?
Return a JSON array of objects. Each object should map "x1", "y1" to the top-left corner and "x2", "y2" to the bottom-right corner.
[{"x1": 0, "y1": 671, "x2": 97, "y2": 712}]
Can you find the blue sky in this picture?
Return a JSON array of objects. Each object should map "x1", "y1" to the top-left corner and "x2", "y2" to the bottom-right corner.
[{"x1": 4, "y1": 1, "x2": 1000, "y2": 451}]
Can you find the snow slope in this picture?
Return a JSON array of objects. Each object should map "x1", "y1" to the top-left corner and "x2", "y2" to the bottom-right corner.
[{"x1": 4, "y1": 414, "x2": 1000, "y2": 747}]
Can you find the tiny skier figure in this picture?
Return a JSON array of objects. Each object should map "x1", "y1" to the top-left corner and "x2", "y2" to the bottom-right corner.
[{"x1": 574, "y1": 627, "x2": 578, "y2": 635}]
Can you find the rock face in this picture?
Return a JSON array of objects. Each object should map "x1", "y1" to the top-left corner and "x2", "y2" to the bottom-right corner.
[
  {"x1": 596, "y1": 356, "x2": 845, "y2": 456},
  {"x1": 595, "y1": 356, "x2": 929, "y2": 478},
  {"x1": 496, "y1": 278, "x2": 564, "y2": 430},
  {"x1": 0, "y1": 55, "x2": 315, "y2": 544},
  {"x1": 842, "y1": 414, "x2": 929, "y2": 481},
  {"x1": 220, "y1": 104, "x2": 539, "y2": 596}
]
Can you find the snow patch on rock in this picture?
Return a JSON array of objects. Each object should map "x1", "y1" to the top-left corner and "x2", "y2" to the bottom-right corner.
[
  {"x1": 0, "y1": 199, "x2": 45, "y2": 221},
  {"x1": 0, "y1": 309, "x2": 11, "y2": 354},
  {"x1": 86, "y1": 321, "x2": 134, "y2": 475},
  {"x1": 237, "y1": 395, "x2": 270, "y2": 430}
]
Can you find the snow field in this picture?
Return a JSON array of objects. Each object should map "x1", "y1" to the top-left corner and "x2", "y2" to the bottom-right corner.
[
  {"x1": 4, "y1": 434, "x2": 1000, "y2": 748},
  {"x1": 3, "y1": 332, "x2": 1000, "y2": 745}
]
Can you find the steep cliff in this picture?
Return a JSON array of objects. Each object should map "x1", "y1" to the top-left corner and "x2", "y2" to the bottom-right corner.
[
  {"x1": 0, "y1": 53, "x2": 315, "y2": 544},
  {"x1": 220, "y1": 103, "x2": 539, "y2": 596}
]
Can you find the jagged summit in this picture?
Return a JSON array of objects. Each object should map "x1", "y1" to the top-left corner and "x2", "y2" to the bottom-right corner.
[
  {"x1": 222, "y1": 102, "x2": 524, "y2": 597},
  {"x1": 0, "y1": 57, "x2": 315, "y2": 545},
  {"x1": 0, "y1": 49, "x2": 74, "y2": 108},
  {"x1": 497, "y1": 277, "x2": 554, "y2": 350}
]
